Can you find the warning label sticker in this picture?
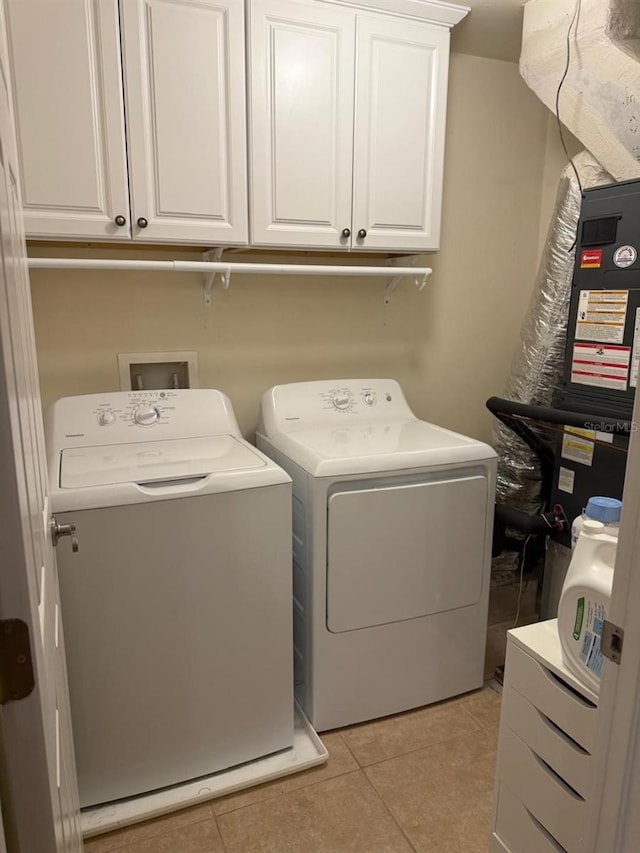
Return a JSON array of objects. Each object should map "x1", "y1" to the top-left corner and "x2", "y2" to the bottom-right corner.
[
  {"x1": 575, "y1": 290, "x2": 628, "y2": 344},
  {"x1": 558, "y1": 467, "x2": 575, "y2": 494},
  {"x1": 571, "y1": 342, "x2": 631, "y2": 391},
  {"x1": 561, "y1": 427, "x2": 595, "y2": 467}
]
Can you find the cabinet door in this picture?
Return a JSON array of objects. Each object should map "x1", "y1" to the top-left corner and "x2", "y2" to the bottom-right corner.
[
  {"x1": 120, "y1": 0, "x2": 248, "y2": 245},
  {"x1": 249, "y1": 0, "x2": 355, "y2": 249},
  {"x1": 352, "y1": 16, "x2": 449, "y2": 252},
  {"x1": 5, "y1": 0, "x2": 130, "y2": 240}
]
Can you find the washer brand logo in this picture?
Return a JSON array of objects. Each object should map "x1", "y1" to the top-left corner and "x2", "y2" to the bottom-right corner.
[{"x1": 65, "y1": 433, "x2": 85, "y2": 438}]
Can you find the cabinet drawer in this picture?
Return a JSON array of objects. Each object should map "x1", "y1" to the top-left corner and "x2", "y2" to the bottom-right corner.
[
  {"x1": 498, "y1": 727, "x2": 585, "y2": 851},
  {"x1": 505, "y1": 641, "x2": 597, "y2": 752},
  {"x1": 502, "y1": 686, "x2": 592, "y2": 798},
  {"x1": 495, "y1": 780, "x2": 566, "y2": 853}
]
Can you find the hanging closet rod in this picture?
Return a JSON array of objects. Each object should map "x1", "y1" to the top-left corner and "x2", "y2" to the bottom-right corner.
[{"x1": 27, "y1": 258, "x2": 432, "y2": 278}]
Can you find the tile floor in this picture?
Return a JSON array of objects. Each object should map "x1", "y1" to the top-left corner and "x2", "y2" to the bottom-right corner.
[{"x1": 84, "y1": 686, "x2": 502, "y2": 853}]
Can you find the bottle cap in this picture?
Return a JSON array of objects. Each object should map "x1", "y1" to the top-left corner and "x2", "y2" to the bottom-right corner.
[
  {"x1": 582, "y1": 519, "x2": 605, "y2": 534},
  {"x1": 586, "y1": 496, "x2": 622, "y2": 524}
]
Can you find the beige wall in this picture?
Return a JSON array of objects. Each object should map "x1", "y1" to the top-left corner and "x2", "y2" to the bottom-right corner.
[{"x1": 30, "y1": 52, "x2": 549, "y2": 445}]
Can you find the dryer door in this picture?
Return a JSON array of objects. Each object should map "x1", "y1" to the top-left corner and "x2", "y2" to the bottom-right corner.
[{"x1": 326, "y1": 475, "x2": 488, "y2": 632}]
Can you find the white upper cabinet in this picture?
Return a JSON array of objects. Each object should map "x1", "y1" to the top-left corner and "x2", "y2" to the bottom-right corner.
[
  {"x1": 249, "y1": 0, "x2": 355, "y2": 249},
  {"x1": 352, "y1": 16, "x2": 449, "y2": 252},
  {"x1": 120, "y1": 0, "x2": 248, "y2": 244},
  {"x1": 5, "y1": 0, "x2": 130, "y2": 240},
  {"x1": 6, "y1": 0, "x2": 464, "y2": 249},
  {"x1": 249, "y1": 0, "x2": 460, "y2": 252},
  {"x1": 6, "y1": 0, "x2": 248, "y2": 245}
]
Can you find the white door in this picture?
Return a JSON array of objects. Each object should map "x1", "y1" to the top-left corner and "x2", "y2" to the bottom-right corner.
[
  {"x1": 4, "y1": 0, "x2": 130, "y2": 240},
  {"x1": 121, "y1": 0, "x2": 248, "y2": 245},
  {"x1": 351, "y1": 15, "x2": 449, "y2": 252},
  {"x1": 0, "y1": 4, "x2": 82, "y2": 850},
  {"x1": 583, "y1": 380, "x2": 640, "y2": 851},
  {"x1": 248, "y1": 0, "x2": 355, "y2": 249}
]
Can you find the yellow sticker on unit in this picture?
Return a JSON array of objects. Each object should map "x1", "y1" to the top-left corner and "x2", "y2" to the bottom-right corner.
[
  {"x1": 575, "y1": 290, "x2": 628, "y2": 344},
  {"x1": 562, "y1": 428, "x2": 594, "y2": 467}
]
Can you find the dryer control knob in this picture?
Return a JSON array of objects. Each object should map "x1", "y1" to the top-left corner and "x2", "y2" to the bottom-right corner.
[
  {"x1": 332, "y1": 394, "x2": 352, "y2": 411},
  {"x1": 133, "y1": 404, "x2": 160, "y2": 426}
]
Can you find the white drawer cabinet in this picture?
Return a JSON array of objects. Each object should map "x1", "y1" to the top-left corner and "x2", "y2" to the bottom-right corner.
[
  {"x1": 248, "y1": 0, "x2": 459, "y2": 252},
  {"x1": 492, "y1": 620, "x2": 599, "y2": 853},
  {"x1": 6, "y1": 0, "x2": 248, "y2": 244}
]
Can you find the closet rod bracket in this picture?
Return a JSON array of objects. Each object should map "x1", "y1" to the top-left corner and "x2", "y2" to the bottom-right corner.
[
  {"x1": 384, "y1": 256, "x2": 431, "y2": 305},
  {"x1": 203, "y1": 248, "x2": 230, "y2": 306}
]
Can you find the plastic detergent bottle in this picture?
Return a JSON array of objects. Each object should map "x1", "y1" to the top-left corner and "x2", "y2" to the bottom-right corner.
[
  {"x1": 558, "y1": 519, "x2": 617, "y2": 694},
  {"x1": 571, "y1": 496, "x2": 622, "y2": 548}
]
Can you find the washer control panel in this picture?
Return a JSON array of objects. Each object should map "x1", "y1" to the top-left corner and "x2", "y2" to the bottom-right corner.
[
  {"x1": 93, "y1": 391, "x2": 175, "y2": 430},
  {"x1": 49, "y1": 389, "x2": 239, "y2": 447},
  {"x1": 262, "y1": 379, "x2": 415, "y2": 432}
]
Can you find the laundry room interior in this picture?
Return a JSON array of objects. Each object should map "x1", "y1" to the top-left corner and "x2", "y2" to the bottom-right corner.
[{"x1": 3, "y1": 0, "x2": 640, "y2": 852}]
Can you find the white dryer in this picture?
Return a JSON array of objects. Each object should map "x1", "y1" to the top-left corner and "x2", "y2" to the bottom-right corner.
[
  {"x1": 47, "y1": 389, "x2": 293, "y2": 807},
  {"x1": 257, "y1": 379, "x2": 497, "y2": 731}
]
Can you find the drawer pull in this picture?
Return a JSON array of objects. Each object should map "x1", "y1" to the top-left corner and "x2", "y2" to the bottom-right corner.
[
  {"x1": 545, "y1": 667, "x2": 597, "y2": 709},
  {"x1": 525, "y1": 805, "x2": 567, "y2": 851},
  {"x1": 534, "y1": 704, "x2": 590, "y2": 755},
  {"x1": 533, "y1": 751, "x2": 585, "y2": 801}
]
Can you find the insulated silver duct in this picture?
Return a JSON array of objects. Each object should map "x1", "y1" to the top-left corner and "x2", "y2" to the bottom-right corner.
[{"x1": 493, "y1": 151, "x2": 613, "y2": 517}]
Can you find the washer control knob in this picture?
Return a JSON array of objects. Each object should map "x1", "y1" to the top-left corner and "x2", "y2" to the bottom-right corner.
[
  {"x1": 133, "y1": 404, "x2": 160, "y2": 426},
  {"x1": 97, "y1": 410, "x2": 116, "y2": 426},
  {"x1": 332, "y1": 394, "x2": 352, "y2": 411},
  {"x1": 362, "y1": 392, "x2": 376, "y2": 406}
]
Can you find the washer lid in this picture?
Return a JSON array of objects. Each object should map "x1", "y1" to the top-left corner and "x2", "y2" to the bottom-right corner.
[
  {"x1": 59, "y1": 435, "x2": 266, "y2": 488},
  {"x1": 263, "y1": 419, "x2": 496, "y2": 476}
]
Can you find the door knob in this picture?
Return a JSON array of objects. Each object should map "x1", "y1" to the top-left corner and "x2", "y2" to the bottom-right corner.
[
  {"x1": 357, "y1": 228, "x2": 367, "y2": 239},
  {"x1": 341, "y1": 228, "x2": 351, "y2": 238},
  {"x1": 137, "y1": 217, "x2": 148, "y2": 228},
  {"x1": 50, "y1": 518, "x2": 79, "y2": 553},
  {"x1": 114, "y1": 215, "x2": 126, "y2": 227}
]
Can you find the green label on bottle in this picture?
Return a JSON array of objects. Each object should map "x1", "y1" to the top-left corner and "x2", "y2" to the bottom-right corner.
[{"x1": 573, "y1": 597, "x2": 585, "y2": 641}]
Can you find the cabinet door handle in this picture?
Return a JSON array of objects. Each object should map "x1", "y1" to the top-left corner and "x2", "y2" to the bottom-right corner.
[
  {"x1": 137, "y1": 217, "x2": 148, "y2": 228},
  {"x1": 341, "y1": 228, "x2": 351, "y2": 239},
  {"x1": 357, "y1": 228, "x2": 367, "y2": 239},
  {"x1": 114, "y1": 215, "x2": 126, "y2": 227}
]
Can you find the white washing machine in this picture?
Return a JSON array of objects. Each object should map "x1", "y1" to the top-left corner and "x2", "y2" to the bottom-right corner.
[
  {"x1": 47, "y1": 389, "x2": 293, "y2": 807},
  {"x1": 257, "y1": 379, "x2": 497, "y2": 731}
]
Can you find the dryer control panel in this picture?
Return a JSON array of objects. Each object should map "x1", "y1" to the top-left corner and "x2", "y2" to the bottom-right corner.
[
  {"x1": 46, "y1": 389, "x2": 241, "y2": 448},
  {"x1": 259, "y1": 379, "x2": 415, "y2": 433}
]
